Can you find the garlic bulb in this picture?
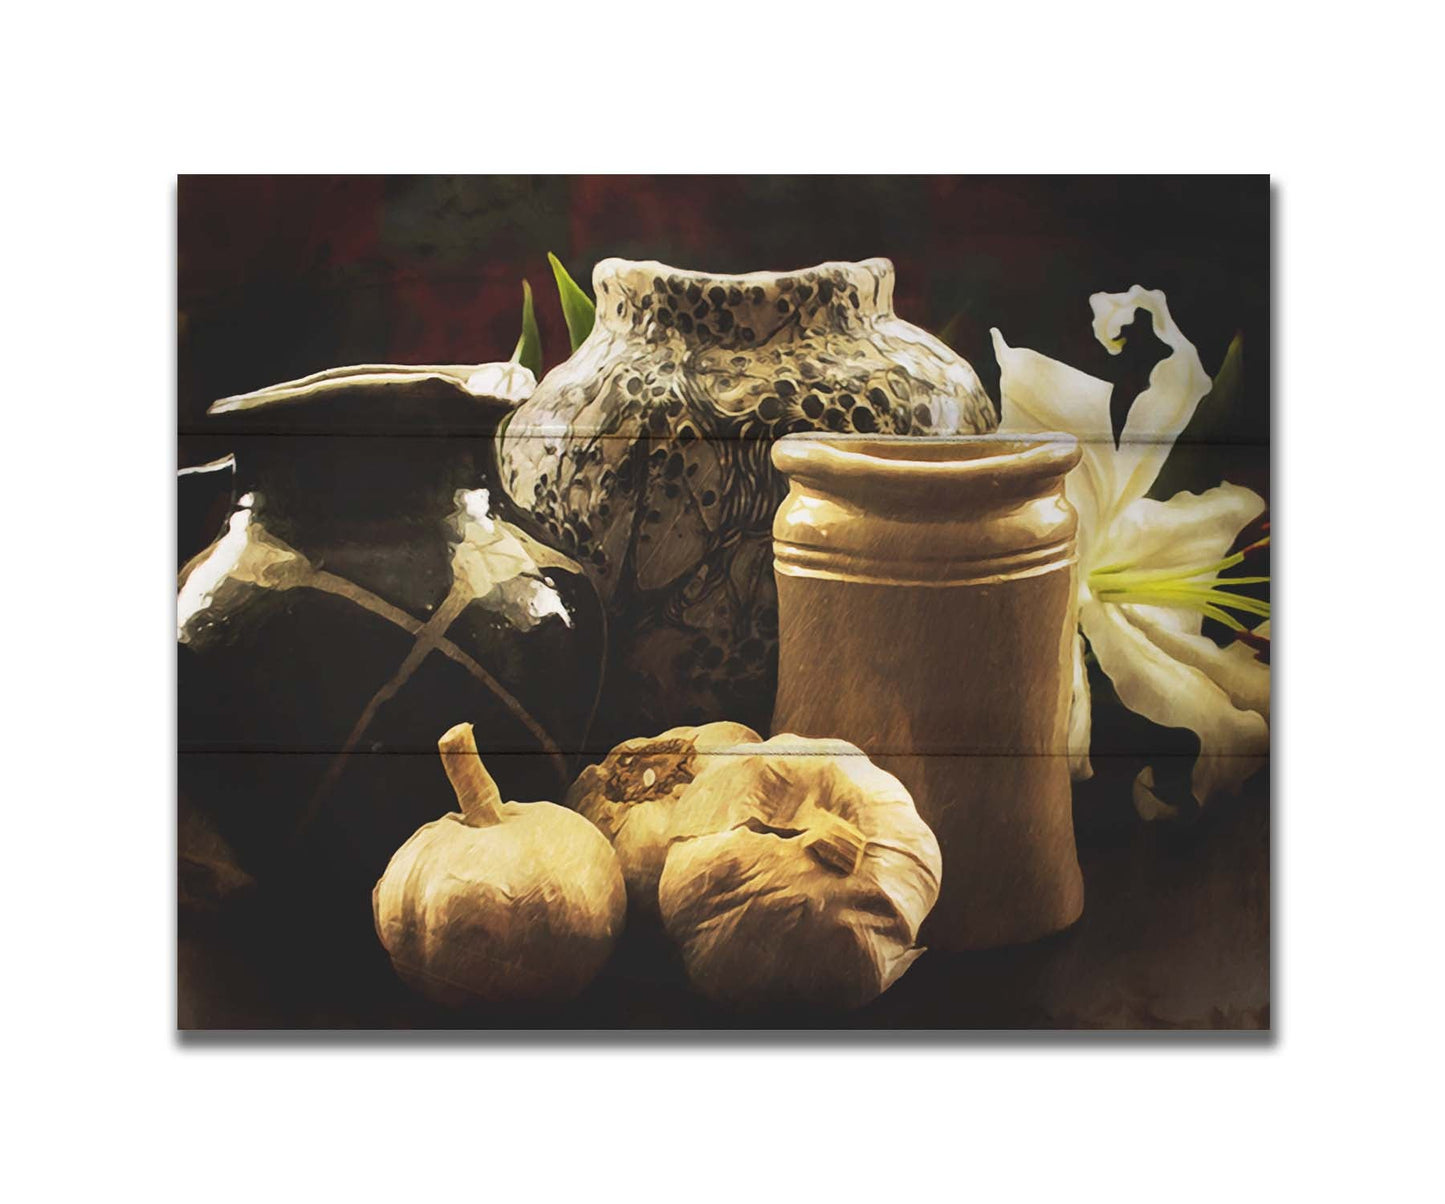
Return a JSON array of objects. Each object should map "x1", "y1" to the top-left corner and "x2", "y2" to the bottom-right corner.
[
  {"x1": 657, "y1": 734, "x2": 942, "y2": 1010},
  {"x1": 373, "y1": 723, "x2": 625, "y2": 1006},
  {"x1": 566, "y1": 721, "x2": 762, "y2": 914}
]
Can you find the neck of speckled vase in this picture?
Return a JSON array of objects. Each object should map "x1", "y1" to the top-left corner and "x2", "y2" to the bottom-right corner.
[{"x1": 592, "y1": 258, "x2": 896, "y2": 348}]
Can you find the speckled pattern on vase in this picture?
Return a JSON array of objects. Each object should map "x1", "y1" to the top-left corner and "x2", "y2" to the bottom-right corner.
[{"x1": 497, "y1": 257, "x2": 998, "y2": 743}]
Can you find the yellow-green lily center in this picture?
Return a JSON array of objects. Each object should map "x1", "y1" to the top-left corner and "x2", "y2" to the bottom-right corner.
[{"x1": 1087, "y1": 541, "x2": 1270, "y2": 632}]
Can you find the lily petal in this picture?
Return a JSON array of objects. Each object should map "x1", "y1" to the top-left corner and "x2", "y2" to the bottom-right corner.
[
  {"x1": 1081, "y1": 597, "x2": 1269, "y2": 806},
  {"x1": 991, "y1": 327, "x2": 1117, "y2": 564},
  {"x1": 1090, "y1": 287, "x2": 1212, "y2": 514},
  {"x1": 1120, "y1": 606, "x2": 1271, "y2": 720},
  {"x1": 1099, "y1": 484, "x2": 1266, "y2": 574},
  {"x1": 1092, "y1": 483, "x2": 1267, "y2": 636},
  {"x1": 1132, "y1": 767, "x2": 1183, "y2": 822}
]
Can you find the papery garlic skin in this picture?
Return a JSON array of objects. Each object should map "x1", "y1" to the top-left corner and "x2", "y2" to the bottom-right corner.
[
  {"x1": 373, "y1": 803, "x2": 625, "y2": 1006},
  {"x1": 373, "y1": 723, "x2": 625, "y2": 1006},
  {"x1": 567, "y1": 721, "x2": 763, "y2": 915},
  {"x1": 658, "y1": 734, "x2": 942, "y2": 1010}
]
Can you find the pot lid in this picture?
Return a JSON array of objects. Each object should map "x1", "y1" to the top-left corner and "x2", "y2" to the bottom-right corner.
[{"x1": 205, "y1": 361, "x2": 535, "y2": 436}]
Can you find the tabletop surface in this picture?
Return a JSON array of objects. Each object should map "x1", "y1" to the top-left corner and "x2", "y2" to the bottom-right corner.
[{"x1": 178, "y1": 766, "x2": 1270, "y2": 1034}]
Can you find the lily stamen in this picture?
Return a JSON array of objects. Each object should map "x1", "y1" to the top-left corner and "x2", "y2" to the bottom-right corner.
[{"x1": 1088, "y1": 553, "x2": 1271, "y2": 629}]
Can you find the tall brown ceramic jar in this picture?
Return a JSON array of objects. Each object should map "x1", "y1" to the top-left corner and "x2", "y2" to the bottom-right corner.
[{"x1": 771, "y1": 434, "x2": 1084, "y2": 951}]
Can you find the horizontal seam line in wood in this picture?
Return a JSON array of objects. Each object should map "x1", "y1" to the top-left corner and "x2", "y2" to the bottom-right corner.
[
  {"x1": 177, "y1": 430, "x2": 1271, "y2": 446},
  {"x1": 178, "y1": 748, "x2": 1269, "y2": 757}
]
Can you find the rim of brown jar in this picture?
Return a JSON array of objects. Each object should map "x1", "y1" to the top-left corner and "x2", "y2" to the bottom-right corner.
[{"x1": 772, "y1": 432, "x2": 1082, "y2": 512}]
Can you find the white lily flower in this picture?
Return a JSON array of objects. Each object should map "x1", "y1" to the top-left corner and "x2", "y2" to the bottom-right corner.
[{"x1": 992, "y1": 286, "x2": 1270, "y2": 817}]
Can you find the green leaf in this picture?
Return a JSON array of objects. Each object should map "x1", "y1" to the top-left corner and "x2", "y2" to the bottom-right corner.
[
  {"x1": 510, "y1": 279, "x2": 543, "y2": 377},
  {"x1": 548, "y1": 251, "x2": 595, "y2": 351},
  {"x1": 1208, "y1": 332, "x2": 1244, "y2": 413}
]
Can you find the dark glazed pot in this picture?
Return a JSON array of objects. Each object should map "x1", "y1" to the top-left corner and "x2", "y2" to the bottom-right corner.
[
  {"x1": 771, "y1": 434, "x2": 1085, "y2": 951},
  {"x1": 177, "y1": 368, "x2": 602, "y2": 919},
  {"x1": 497, "y1": 257, "x2": 997, "y2": 746}
]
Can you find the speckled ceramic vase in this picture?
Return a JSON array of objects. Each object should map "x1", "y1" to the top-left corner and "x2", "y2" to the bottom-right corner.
[
  {"x1": 771, "y1": 434, "x2": 1085, "y2": 951},
  {"x1": 497, "y1": 258, "x2": 997, "y2": 747}
]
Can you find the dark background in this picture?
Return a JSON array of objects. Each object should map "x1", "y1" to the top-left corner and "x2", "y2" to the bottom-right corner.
[
  {"x1": 179, "y1": 175, "x2": 1268, "y2": 459},
  {"x1": 178, "y1": 176, "x2": 1270, "y2": 1029}
]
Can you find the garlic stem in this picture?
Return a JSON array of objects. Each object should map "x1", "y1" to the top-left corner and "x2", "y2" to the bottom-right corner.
[
  {"x1": 438, "y1": 722, "x2": 504, "y2": 827},
  {"x1": 804, "y1": 814, "x2": 867, "y2": 876}
]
